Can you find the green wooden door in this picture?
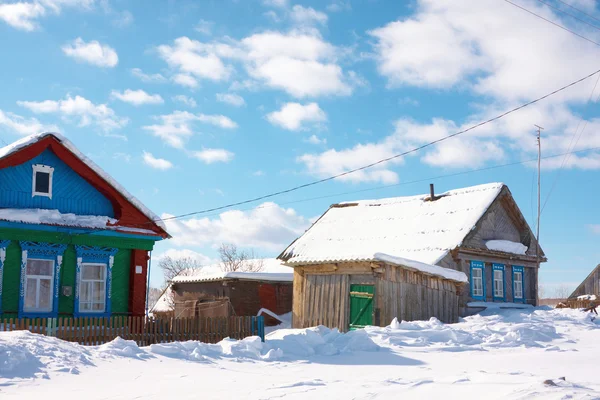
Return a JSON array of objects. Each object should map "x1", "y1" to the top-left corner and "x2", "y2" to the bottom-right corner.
[{"x1": 349, "y1": 284, "x2": 374, "y2": 330}]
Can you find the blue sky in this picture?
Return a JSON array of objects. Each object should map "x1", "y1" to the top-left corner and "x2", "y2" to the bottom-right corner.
[{"x1": 1, "y1": 0, "x2": 600, "y2": 295}]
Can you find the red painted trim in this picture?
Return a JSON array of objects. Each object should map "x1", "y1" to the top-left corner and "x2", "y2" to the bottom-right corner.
[{"x1": 0, "y1": 136, "x2": 168, "y2": 238}]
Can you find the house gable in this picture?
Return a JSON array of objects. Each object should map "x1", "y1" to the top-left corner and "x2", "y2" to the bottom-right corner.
[
  {"x1": 0, "y1": 148, "x2": 115, "y2": 217},
  {"x1": 0, "y1": 133, "x2": 168, "y2": 238},
  {"x1": 460, "y1": 186, "x2": 543, "y2": 258}
]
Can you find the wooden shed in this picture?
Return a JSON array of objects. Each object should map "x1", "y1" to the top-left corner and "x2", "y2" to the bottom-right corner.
[
  {"x1": 568, "y1": 264, "x2": 600, "y2": 301},
  {"x1": 289, "y1": 254, "x2": 467, "y2": 331},
  {"x1": 279, "y1": 182, "x2": 546, "y2": 331}
]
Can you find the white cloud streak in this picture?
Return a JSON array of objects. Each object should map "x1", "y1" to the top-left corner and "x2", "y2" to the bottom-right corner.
[
  {"x1": 142, "y1": 151, "x2": 173, "y2": 170},
  {"x1": 62, "y1": 37, "x2": 118, "y2": 68}
]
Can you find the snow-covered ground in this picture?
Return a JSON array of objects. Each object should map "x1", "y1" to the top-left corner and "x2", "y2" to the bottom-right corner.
[{"x1": 1, "y1": 308, "x2": 599, "y2": 399}]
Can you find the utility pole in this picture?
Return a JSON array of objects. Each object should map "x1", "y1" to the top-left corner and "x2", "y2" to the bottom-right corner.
[{"x1": 534, "y1": 125, "x2": 543, "y2": 306}]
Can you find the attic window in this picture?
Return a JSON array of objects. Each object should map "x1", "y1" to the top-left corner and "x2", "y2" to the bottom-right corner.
[{"x1": 32, "y1": 164, "x2": 54, "y2": 199}]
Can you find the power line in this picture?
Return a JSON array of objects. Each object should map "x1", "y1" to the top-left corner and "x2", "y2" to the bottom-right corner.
[
  {"x1": 555, "y1": 0, "x2": 600, "y2": 25},
  {"x1": 541, "y1": 71, "x2": 600, "y2": 213},
  {"x1": 536, "y1": 0, "x2": 600, "y2": 32},
  {"x1": 504, "y1": 0, "x2": 600, "y2": 47},
  {"x1": 158, "y1": 67, "x2": 600, "y2": 223},
  {"x1": 170, "y1": 145, "x2": 600, "y2": 222}
]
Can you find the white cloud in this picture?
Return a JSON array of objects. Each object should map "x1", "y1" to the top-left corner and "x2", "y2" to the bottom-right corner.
[
  {"x1": 157, "y1": 37, "x2": 234, "y2": 88},
  {"x1": 172, "y1": 95, "x2": 197, "y2": 108},
  {"x1": 197, "y1": 114, "x2": 238, "y2": 129},
  {"x1": 0, "y1": 0, "x2": 93, "y2": 31},
  {"x1": 162, "y1": 202, "x2": 310, "y2": 252},
  {"x1": 195, "y1": 19, "x2": 213, "y2": 35},
  {"x1": 18, "y1": 95, "x2": 128, "y2": 132},
  {"x1": 62, "y1": 38, "x2": 118, "y2": 68},
  {"x1": 0, "y1": 109, "x2": 58, "y2": 136},
  {"x1": 154, "y1": 248, "x2": 214, "y2": 265},
  {"x1": 0, "y1": 2, "x2": 45, "y2": 31},
  {"x1": 216, "y1": 93, "x2": 245, "y2": 107},
  {"x1": 193, "y1": 148, "x2": 234, "y2": 164},
  {"x1": 110, "y1": 89, "x2": 164, "y2": 106},
  {"x1": 306, "y1": 134, "x2": 326, "y2": 145},
  {"x1": 290, "y1": 5, "x2": 328, "y2": 26},
  {"x1": 113, "y1": 152, "x2": 131, "y2": 162},
  {"x1": 262, "y1": 0, "x2": 288, "y2": 8},
  {"x1": 326, "y1": 1, "x2": 351, "y2": 12},
  {"x1": 172, "y1": 73, "x2": 199, "y2": 88},
  {"x1": 253, "y1": 170, "x2": 265, "y2": 176},
  {"x1": 112, "y1": 9, "x2": 132, "y2": 27},
  {"x1": 156, "y1": 31, "x2": 355, "y2": 98},
  {"x1": 266, "y1": 102, "x2": 326, "y2": 131},
  {"x1": 131, "y1": 68, "x2": 167, "y2": 83},
  {"x1": 143, "y1": 111, "x2": 237, "y2": 148},
  {"x1": 142, "y1": 151, "x2": 173, "y2": 170}
]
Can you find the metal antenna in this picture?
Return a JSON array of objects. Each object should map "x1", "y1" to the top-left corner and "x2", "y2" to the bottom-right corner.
[{"x1": 534, "y1": 124, "x2": 543, "y2": 305}]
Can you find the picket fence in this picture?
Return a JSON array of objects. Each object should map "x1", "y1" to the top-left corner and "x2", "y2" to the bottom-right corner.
[{"x1": 0, "y1": 315, "x2": 265, "y2": 346}]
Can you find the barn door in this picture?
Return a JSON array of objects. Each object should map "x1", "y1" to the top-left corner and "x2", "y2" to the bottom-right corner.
[{"x1": 349, "y1": 284, "x2": 374, "y2": 330}]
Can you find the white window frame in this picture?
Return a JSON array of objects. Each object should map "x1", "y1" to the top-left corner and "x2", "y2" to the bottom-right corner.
[
  {"x1": 23, "y1": 258, "x2": 55, "y2": 313},
  {"x1": 32, "y1": 164, "x2": 54, "y2": 199},
  {"x1": 494, "y1": 269, "x2": 504, "y2": 298},
  {"x1": 79, "y1": 262, "x2": 107, "y2": 313},
  {"x1": 472, "y1": 267, "x2": 484, "y2": 297},
  {"x1": 514, "y1": 271, "x2": 523, "y2": 299}
]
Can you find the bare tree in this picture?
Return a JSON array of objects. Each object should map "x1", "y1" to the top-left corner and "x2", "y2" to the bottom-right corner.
[
  {"x1": 553, "y1": 284, "x2": 572, "y2": 300},
  {"x1": 218, "y1": 243, "x2": 264, "y2": 272},
  {"x1": 159, "y1": 256, "x2": 203, "y2": 282}
]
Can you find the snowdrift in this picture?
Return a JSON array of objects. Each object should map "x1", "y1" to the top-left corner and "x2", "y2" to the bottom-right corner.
[{"x1": 0, "y1": 308, "x2": 597, "y2": 386}]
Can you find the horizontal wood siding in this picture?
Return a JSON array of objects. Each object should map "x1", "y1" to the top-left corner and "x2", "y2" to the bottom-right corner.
[
  {"x1": 292, "y1": 262, "x2": 461, "y2": 331},
  {"x1": 0, "y1": 149, "x2": 114, "y2": 216},
  {"x1": 569, "y1": 265, "x2": 600, "y2": 299}
]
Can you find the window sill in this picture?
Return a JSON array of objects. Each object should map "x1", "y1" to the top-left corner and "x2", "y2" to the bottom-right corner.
[
  {"x1": 75, "y1": 312, "x2": 111, "y2": 318},
  {"x1": 19, "y1": 311, "x2": 57, "y2": 319}
]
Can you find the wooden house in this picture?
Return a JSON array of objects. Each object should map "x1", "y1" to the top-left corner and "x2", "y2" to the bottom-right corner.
[
  {"x1": 278, "y1": 183, "x2": 546, "y2": 331},
  {"x1": 152, "y1": 259, "x2": 293, "y2": 325},
  {"x1": 568, "y1": 264, "x2": 600, "y2": 301},
  {"x1": 0, "y1": 132, "x2": 169, "y2": 319}
]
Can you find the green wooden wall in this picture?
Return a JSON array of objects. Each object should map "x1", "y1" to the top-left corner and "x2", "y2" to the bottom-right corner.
[{"x1": 0, "y1": 226, "x2": 155, "y2": 318}]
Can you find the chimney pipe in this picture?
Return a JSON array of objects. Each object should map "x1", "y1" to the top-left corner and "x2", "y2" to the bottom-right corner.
[{"x1": 430, "y1": 183, "x2": 435, "y2": 200}]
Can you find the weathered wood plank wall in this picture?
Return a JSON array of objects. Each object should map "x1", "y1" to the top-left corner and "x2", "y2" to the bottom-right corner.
[
  {"x1": 569, "y1": 265, "x2": 600, "y2": 299},
  {"x1": 292, "y1": 262, "x2": 462, "y2": 331}
]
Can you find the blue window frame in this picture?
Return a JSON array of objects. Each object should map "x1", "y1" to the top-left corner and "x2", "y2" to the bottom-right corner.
[
  {"x1": 75, "y1": 246, "x2": 118, "y2": 318},
  {"x1": 492, "y1": 264, "x2": 506, "y2": 302},
  {"x1": 0, "y1": 240, "x2": 10, "y2": 314},
  {"x1": 512, "y1": 266, "x2": 525, "y2": 303},
  {"x1": 470, "y1": 261, "x2": 485, "y2": 300},
  {"x1": 18, "y1": 241, "x2": 67, "y2": 318}
]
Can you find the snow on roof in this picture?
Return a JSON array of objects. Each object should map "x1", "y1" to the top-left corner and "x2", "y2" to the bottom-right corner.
[
  {"x1": 171, "y1": 258, "x2": 293, "y2": 284},
  {"x1": 485, "y1": 240, "x2": 527, "y2": 255},
  {"x1": 374, "y1": 253, "x2": 468, "y2": 283},
  {"x1": 0, "y1": 132, "x2": 167, "y2": 232},
  {"x1": 281, "y1": 183, "x2": 504, "y2": 266},
  {"x1": 151, "y1": 286, "x2": 173, "y2": 313},
  {"x1": 0, "y1": 208, "x2": 159, "y2": 235}
]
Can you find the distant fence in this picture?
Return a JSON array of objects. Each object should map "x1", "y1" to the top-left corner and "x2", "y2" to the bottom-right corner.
[
  {"x1": 0, "y1": 315, "x2": 265, "y2": 346},
  {"x1": 556, "y1": 299, "x2": 599, "y2": 312}
]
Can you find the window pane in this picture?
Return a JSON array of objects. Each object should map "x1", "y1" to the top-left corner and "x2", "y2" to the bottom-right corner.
[
  {"x1": 80, "y1": 281, "x2": 91, "y2": 302},
  {"x1": 83, "y1": 264, "x2": 104, "y2": 280},
  {"x1": 35, "y1": 171, "x2": 50, "y2": 193},
  {"x1": 25, "y1": 279, "x2": 36, "y2": 309},
  {"x1": 93, "y1": 282, "x2": 105, "y2": 302},
  {"x1": 80, "y1": 302, "x2": 91, "y2": 311},
  {"x1": 27, "y1": 259, "x2": 53, "y2": 276},
  {"x1": 39, "y1": 279, "x2": 52, "y2": 310},
  {"x1": 92, "y1": 302, "x2": 105, "y2": 311}
]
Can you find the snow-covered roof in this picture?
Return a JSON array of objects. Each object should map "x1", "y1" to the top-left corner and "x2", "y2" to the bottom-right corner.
[
  {"x1": 280, "y1": 183, "x2": 504, "y2": 266},
  {"x1": 171, "y1": 258, "x2": 293, "y2": 284},
  {"x1": 485, "y1": 240, "x2": 528, "y2": 255},
  {"x1": 151, "y1": 286, "x2": 173, "y2": 313},
  {"x1": 374, "y1": 253, "x2": 468, "y2": 283},
  {"x1": 0, "y1": 132, "x2": 167, "y2": 232}
]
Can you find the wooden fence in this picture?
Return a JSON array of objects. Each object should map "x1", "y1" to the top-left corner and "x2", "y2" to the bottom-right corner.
[
  {"x1": 0, "y1": 315, "x2": 265, "y2": 346},
  {"x1": 556, "y1": 299, "x2": 599, "y2": 311}
]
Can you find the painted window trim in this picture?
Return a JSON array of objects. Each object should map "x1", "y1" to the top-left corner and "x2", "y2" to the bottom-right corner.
[
  {"x1": 18, "y1": 241, "x2": 67, "y2": 319},
  {"x1": 470, "y1": 260, "x2": 486, "y2": 301},
  {"x1": 492, "y1": 263, "x2": 506, "y2": 302},
  {"x1": 0, "y1": 240, "x2": 10, "y2": 314},
  {"x1": 79, "y1": 262, "x2": 108, "y2": 315},
  {"x1": 512, "y1": 266, "x2": 525, "y2": 303},
  {"x1": 75, "y1": 246, "x2": 118, "y2": 318},
  {"x1": 32, "y1": 164, "x2": 54, "y2": 199},
  {"x1": 23, "y1": 258, "x2": 55, "y2": 313}
]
